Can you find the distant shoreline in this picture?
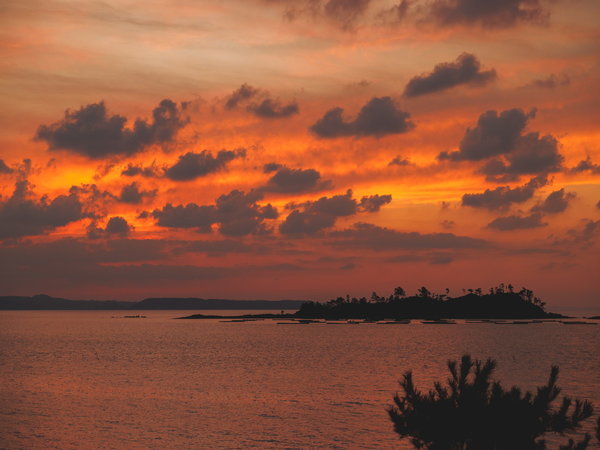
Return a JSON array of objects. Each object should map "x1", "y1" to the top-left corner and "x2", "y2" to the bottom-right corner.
[{"x1": 0, "y1": 295, "x2": 305, "y2": 311}]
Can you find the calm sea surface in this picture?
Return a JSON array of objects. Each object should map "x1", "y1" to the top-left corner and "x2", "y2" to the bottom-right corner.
[{"x1": 1, "y1": 311, "x2": 598, "y2": 449}]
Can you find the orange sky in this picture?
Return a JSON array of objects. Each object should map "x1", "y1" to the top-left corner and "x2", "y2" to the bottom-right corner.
[{"x1": 1, "y1": 0, "x2": 599, "y2": 307}]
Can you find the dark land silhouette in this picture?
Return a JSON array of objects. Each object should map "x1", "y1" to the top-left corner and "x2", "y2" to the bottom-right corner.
[
  {"x1": 389, "y1": 354, "x2": 597, "y2": 449},
  {"x1": 0, "y1": 294, "x2": 304, "y2": 311},
  {"x1": 295, "y1": 284, "x2": 565, "y2": 320},
  {"x1": 1, "y1": 284, "x2": 584, "y2": 319}
]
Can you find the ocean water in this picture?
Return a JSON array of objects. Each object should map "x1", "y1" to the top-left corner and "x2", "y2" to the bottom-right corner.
[{"x1": 0, "y1": 311, "x2": 598, "y2": 449}]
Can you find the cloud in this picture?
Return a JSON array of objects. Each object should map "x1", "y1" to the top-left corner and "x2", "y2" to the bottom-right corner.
[
  {"x1": 87, "y1": 216, "x2": 133, "y2": 239},
  {"x1": 279, "y1": 190, "x2": 391, "y2": 234},
  {"x1": 310, "y1": 96, "x2": 413, "y2": 138},
  {"x1": 523, "y1": 74, "x2": 570, "y2": 89},
  {"x1": 0, "y1": 240, "x2": 233, "y2": 287},
  {"x1": 487, "y1": 212, "x2": 547, "y2": 231},
  {"x1": 0, "y1": 159, "x2": 14, "y2": 174},
  {"x1": 322, "y1": 0, "x2": 371, "y2": 30},
  {"x1": 262, "y1": 166, "x2": 332, "y2": 194},
  {"x1": 224, "y1": 83, "x2": 260, "y2": 110},
  {"x1": 403, "y1": 53, "x2": 496, "y2": 97},
  {"x1": 35, "y1": 99, "x2": 188, "y2": 159},
  {"x1": 273, "y1": 0, "x2": 371, "y2": 31},
  {"x1": 530, "y1": 188, "x2": 575, "y2": 214},
  {"x1": 478, "y1": 133, "x2": 563, "y2": 181},
  {"x1": 441, "y1": 220, "x2": 455, "y2": 229},
  {"x1": 439, "y1": 108, "x2": 533, "y2": 162},
  {"x1": 461, "y1": 175, "x2": 547, "y2": 210},
  {"x1": 247, "y1": 98, "x2": 299, "y2": 118},
  {"x1": 224, "y1": 84, "x2": 298, "y2": 119},
  {"x1": 568, "y1": 157, "x2": 600, "y2": 174},
  {"x1": 151, "y1": 190, "x2": 278, "y2": 236},
  {"x1": 165, "y1": 149, "x2": 245, "y2": 181},
  {"x1": 427, "y1": 0, "x2": 547, "y2": 28},
  {"x1": 439, "y1": 108, "x2": 563, "y2": 180},
  {"x1": 328, "y1": 222, "x2": 487, "y2": 250},
  {"x1": 121, "y1": 162, "x2": 162, "y2": 177},
  {"x1": 118, "y1": 182, "x2": 157, "y2": 204},
  {"x1": 388, "y1": 155, "x2": 412, "y2": 166},
  {"x1": 0, "y1": 237, "x2": 169, "y2": 267},
  {"x1": 151, "y1": 203, "x2": 216, "y2": 232},
  {"x1": 552, "y1": 219, "x2": 600, "y2": 246},
  {"x1": 263, "y1": 162, "x2": 283, "y2": 173},
  {"x1": 359, "y1": 194, "x2": 392, "y2": 212},
  {"x1": 0, "y1": 180, "x2": 87, "y2": 239}
]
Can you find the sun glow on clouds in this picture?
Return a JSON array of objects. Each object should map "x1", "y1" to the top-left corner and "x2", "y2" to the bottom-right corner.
[{"x1": 0, "y1": 0, "x2": 599, "y2": 305}]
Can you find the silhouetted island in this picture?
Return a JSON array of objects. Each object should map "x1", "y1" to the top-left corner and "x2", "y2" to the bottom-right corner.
[{"x1": 294, "y1": 284, "x2": 564, "y2": 320}]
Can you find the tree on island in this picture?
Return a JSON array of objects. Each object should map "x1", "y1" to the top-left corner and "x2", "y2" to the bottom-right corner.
[
  {"x1": 388, "y1": 355, "x2": 595, "y2": 449},
  {"x1": 296, "y1": 284, "x2": 558, "y2": 319}
]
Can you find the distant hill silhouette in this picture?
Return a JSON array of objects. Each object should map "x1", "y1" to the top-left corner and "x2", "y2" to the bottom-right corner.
[
  {"x1": 0, "y1": 294, "x2": 304, "y2": 310},
  {"x1": 0, "y1": 294, "x2": 133, "y2": 310},
  {"x1": 296, "y1": 284, "x2": 563, "y2": 319}
]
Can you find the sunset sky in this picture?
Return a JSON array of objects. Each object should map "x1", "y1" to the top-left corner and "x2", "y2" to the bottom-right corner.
[{"x1": 1, "y1": 0, "x2": 599, "y2": 306}]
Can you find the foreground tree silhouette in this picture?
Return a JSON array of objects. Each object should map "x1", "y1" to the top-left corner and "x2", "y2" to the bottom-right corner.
[{"x1": 388, "y1": 355, "x2": 594, "y2": 449}]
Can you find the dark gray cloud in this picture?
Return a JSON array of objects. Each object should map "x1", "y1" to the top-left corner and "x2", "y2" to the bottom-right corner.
[
  {"x1": 263, "y1": 162, "x2": 283, "y2": 173},
  {"x1": 461, "y1": 175, "x2": 547, "y2": 210},
  {"x1": 165, "y1": 149, "x2": 245, "y2": 181},
  {"x1": 427, "y1": 0, "x2": 547, "y2": 28},
  {"x1": 569, "y1": 157, "x2": 600, "y2": 174},
  {"x1": 35, "y1": 99, "x2": 188, "y2": 159},
  {"x1": 403, "y1": 53, "x2": 496, "y2": 97},
  {"x1": 478, "y1": 133, "x2": 563, "y2": 181},
  {"x1": 151, "y1": 203, "x2": 216, "y2": 232},
  {"x1": 487, "y1": 213, "x2": 546, "y2": 231},
  {"x1": 262, "y1": 166, "x2": 332, "y2": 194},
  {"x1": 247, "y1": 99, "x2": 299, "y2": 118},
  {"x1": 224, "y1": 83, "x2": 260, "y2": 110},
  {"x1": 0, "y1": 180, "x2": 87, "y2": 239},
  {"x1": 359, "y1": 194, "x2": 392, "y2": 212},
  {"x1": 224, "y1": 84, "x2": 298, "y2": 119},
  {"x1": 105, "y1": 216, "x2": 132, "y2": 236},
  {"x1": 121, "y1": 162, "x2": 162, "y2": 177},
  {"x1": 0, "y1": 159, "x2": 14, "y2": 174},
  {"x1": 310, "y1": 96, "x2": 413, "y2": 138},
  {"x1": 439, "y1": 108, "x2": 533, "y2": 162},
  {"x1": 280, "y1": 190, "x2": 358, "y2": 235},
  {"x1": 151, "y1": 190, "x2": 278, "y2": 236},
  {"x1": 279, "y1": 209, "x2": 337, "y2": 235},
  {"x1": 118, "y1": 182, "x2": 157, "y2": 204},
  {"x1": 279, "y1": 190, "x2": 391, "y2": 235},
  {"x1": 88, "y1": 216, "x2": 133, "y2": 239},
  {"x1": 530, "y1": 188, "x2": 575, "y2": 214},
  {"x1": 215, "y1": 190, "x2": 278, "y2": 236},
  {"x1": 388, "y1": 155, "x2": 411, "y2": 166},
  {"x1": 328, "y1": 222, "x2": 487, "y2": 250},
  {"x1": 439, "y1": 108, "x2": 563, "y2": 180}
]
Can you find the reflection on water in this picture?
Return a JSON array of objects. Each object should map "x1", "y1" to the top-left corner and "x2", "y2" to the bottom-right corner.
[{"x1": 1, "y1": 311, "x2": 598, "y2": 448}]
